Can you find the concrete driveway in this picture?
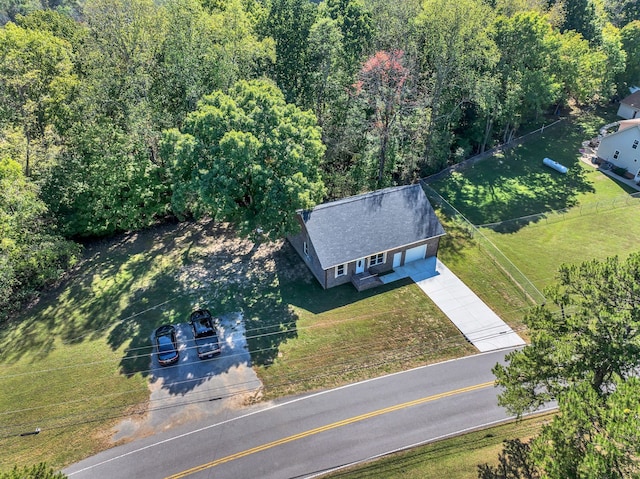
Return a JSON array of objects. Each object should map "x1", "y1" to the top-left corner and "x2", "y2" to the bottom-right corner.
[
  {"x1": 382, "y1": 257, "x2": 526, "y2": 352},
  {"x1": 111, "y1": 312, "x2": 262, "y2": 443}
]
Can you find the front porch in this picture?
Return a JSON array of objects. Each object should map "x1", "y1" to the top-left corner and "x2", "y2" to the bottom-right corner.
[
  {"x1": 350, "y1": 257, "x2": 438, "y2": 292},
  {"x1": 350, "y1": 271, "x2": 384, "y2": 292}
]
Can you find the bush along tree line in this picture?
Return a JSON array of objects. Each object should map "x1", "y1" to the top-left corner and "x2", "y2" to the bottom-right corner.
[
  {"x1": 0, "y1": 0, "x2": 639, "y2": 318},
  {"x1": 479, "y1": 253, "x2": 640, "y2": 478}
]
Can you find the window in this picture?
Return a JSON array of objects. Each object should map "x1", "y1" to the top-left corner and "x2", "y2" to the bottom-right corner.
[
  {"x1": 303, "y1": 241, "x2": 309, "y2": 257},
  {"x1": 613, "y1": 150, "x2": 620, "y2": 159},
  {"x1": 369, "y1": 253, "x2": 385, "y2": 267},
  {"x1": 335, "y1": 264, "x2": 346, "y2": 277},
  {"x1": 633, "y1": 140, "x2": 639, "y2": 150}
]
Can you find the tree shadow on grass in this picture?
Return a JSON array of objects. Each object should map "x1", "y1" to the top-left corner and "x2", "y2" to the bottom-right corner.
[
  {"x1": 1, "y1": 219, "x2": 410, "y2": 397},
  {"x1": 434, "y1": 154, "x2": 594, "y2": 232},
  {"x1": 102, "y1": 222, "x2": 307, "y2": 394},
  {"x1": 0, "y1": 221, "x2": 206, "y2": 365}
]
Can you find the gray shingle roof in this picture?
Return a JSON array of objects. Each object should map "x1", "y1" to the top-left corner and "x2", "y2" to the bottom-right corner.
[{"x1": 301, "y1": 184, "x2": 445, "y2": 269}]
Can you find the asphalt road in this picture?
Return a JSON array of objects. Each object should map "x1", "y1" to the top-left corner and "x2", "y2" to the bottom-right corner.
[{"x1": 65, "y1": 348, "x2": 529, "y2": 479}]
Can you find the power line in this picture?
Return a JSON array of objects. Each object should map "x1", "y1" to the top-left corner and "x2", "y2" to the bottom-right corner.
[
  {"x1": 0, "y1": 336, "x2": 483, "y2": 439},
  {"x1": 1, "y1": 302, "x2": 518, "y2": 380}
]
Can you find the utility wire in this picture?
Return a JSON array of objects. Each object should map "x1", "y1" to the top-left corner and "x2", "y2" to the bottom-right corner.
[{"x1": 0, "y1": 336, "x2": 482, "y2": 439}]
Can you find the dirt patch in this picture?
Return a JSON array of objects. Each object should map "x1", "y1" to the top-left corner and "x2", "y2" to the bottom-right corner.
[{"x1": 175, "y1": 220, "x2": 312, "y2": 305}]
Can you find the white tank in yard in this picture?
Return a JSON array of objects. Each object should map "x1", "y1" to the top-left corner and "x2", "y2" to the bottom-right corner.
[{"x1": 543, "y1": 157, "x2": 568, "y2": 174}]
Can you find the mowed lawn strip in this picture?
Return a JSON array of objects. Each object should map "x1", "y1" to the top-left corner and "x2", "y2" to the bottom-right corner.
[
  {"x1": 324, "y1": 412, "x2": 554, "y2": 479},
  {"x1": 256, "y1": 278, "x2": 477, "y2": 399}
]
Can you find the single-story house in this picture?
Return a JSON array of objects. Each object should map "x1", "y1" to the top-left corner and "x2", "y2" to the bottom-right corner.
[
  {"x1": 617, "y1": 90, "x2": 640, "y2": 119},
  {"x1": 596, "y1": 118, "x2": 640, "y2": 181},
  {"x1": 288, "y1": 184, "x2": 446, "y2": 290}
]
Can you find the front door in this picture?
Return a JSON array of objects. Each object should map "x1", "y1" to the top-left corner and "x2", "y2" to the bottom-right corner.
[
  {"x1": 393, "y1": 252, "x2": 402, "y2": 268},
  {"x1": 355, "y1": 258, "x2": 365, "y2": 274}
]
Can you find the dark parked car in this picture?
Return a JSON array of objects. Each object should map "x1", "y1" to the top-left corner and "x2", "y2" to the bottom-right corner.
[
  {"x1": 189, "y1": 309, "x2": 221, "y2": 359},
  {"x1": 155, "y1": 325, "x2": 179, "y2": 366}
]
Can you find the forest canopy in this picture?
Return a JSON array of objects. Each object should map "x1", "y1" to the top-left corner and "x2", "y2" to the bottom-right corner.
[{"x1": 0, "y1": 0, "x2": 639, "y2": 316}]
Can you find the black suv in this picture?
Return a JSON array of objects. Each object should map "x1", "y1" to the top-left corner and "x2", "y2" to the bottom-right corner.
[
  {"x1": 189, "y1": 309, "x2": 221, "y2": 359},
  {"x1": 155, "y1": 325, "x2": 179, "y2": 366}
]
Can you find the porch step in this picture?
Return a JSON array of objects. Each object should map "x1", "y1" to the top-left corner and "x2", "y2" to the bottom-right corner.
[{"x1": 351, "y1": 272, "x2": 384, "y2": 292}]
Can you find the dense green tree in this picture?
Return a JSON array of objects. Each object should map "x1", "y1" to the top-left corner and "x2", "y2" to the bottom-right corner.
[
  {"x1": 530, "y1": 378, "x2": 640, "y2": 478},
  {"x1": 42, "y1": 120, "x2": 171, "y2": 237},
  {"x1": 324, "y1": 0, "x2": 373, "y2": 75},
  {"x1": 365, "y1": 0, "x2": 420, "y2": 53},
  {"x1": 152, "y1": 0, "x2": 274, "y2": 129},
  {"x1": 0, "y1": 22, "x2": 76, "y2": 176},
  {"x1": 0, "y1": 157, "x2": 79, "y2": 319},
  {"x1": 355, "y1": 49, "x2": 412, "y2": 185},
  {"x1": 306, "y1": 16, "x2": 344, "y2": 127},
  {"x1": 162, "y1": 79, "x2": 326, "y2": 240},
  {"x1": 599, "y1": 23, "x2": 627, "y2": 99},
  {"x1": 258, "y1": 0, "x2": 317, "y2": 106},
  {"x1": 414, "y1": 0, "x2": 498, "y2": 171},
  {"x1": 37, "y1": 0, "x2": 174, "y2": 237},
  {"x1": 555, "y1": 0, "x2": 600, "y2": 42},
  {"x1": 480, "y1": 379, "x2": 640, "y2": 478},
  {"x1": 81, "y1": 0, "x2": 165, "y2": 126},
  {"x1": 555, "y1": 29, "x2": 610, "y2": 105},
  {"x1": 494, "y1": 253, "x2": 640, "y2": 415},
  {"x1": 208, "y1": 0, "x2": 275, "y2": 88},
  {"x1": 1, "y1": 0, "x2": 83, "y2": 24},
  {"x1": 604, "y1": 0, "x2": 640, "y2": 27},
  {"x1": 14, "y1": 9, "x2": 83, "y2": 43},
  {"x1": 152, "y1": 0, "x2": 215, "y2": 128},
  {"x1": 483, "y1": 254, "x2": 640, "y2": 478},
  {"x1": 618, "y1": 20, "x2": 640, "y2": 91},
  {"x1": 492, "y1": 11, "x2": 560, "y2": 142}
]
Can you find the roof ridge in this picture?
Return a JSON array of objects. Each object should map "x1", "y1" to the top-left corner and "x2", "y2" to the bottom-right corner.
[{"x1": 309, "y1": 184, "x2": 420, "y2": 212}]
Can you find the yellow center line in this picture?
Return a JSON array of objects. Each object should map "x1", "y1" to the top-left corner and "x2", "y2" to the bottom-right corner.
[{"x1": 165, "y1": 380, "x2": 495, "y2": 479}]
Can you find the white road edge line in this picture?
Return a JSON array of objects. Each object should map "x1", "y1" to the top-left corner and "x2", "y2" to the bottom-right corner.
[
  {"x1": 302, "y1": 406, "x2": 558, "y2": 479},
  {"x1": 66, "y1": 347, "x2": 520, "y2": 476}
]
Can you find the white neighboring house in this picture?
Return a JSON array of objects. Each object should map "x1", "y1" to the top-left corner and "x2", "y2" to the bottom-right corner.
[
  {"x1": 617, "y1": 90, "x2": 640, "y2": 119},
  {"x1": 596, "y1": 119, "x2": 640, "y2": 182}
]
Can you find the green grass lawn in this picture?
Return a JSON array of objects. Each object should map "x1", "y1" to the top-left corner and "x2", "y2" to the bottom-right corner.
[
  {"x1": 0, "y1": 224, "x2": 193, "y2": 471},
  {"x1": 256, "y1": 278, "x2": 477, "y2": 399},
  {"x1": 429, "y1": 107, "x2": 640, "y2": 296},
  {"x1": 0, "y1": 220, "x2": 480, "y2": 471}
]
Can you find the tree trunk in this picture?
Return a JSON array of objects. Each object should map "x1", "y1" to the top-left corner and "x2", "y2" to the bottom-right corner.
[
  {"x1": 25, "y1": 130, "x2": 31, "y2": 178},
  {"x1": 378, "y1": 129, "x2": 389, "y2": 185},
  {"x1": 481, "y1": 116, "x2": 493, "y2": 154}
]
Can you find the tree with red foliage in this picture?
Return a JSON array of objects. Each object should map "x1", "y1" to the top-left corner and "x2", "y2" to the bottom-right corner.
[{"x1": 355, "y1": 49, "x2": 411, "y2": 185}]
